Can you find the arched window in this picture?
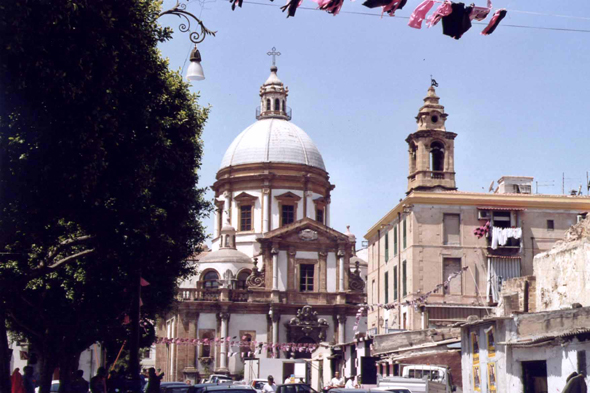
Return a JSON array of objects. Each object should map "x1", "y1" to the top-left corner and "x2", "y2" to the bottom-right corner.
[
  {"x1": 430, "y1": 141, "x2": 445, "y2": 171},
  {"x1": 203, "y1": 271, "x2": 219, "y2": 289},
  {"x1": 266, "y1": 99, "x2": 271, "y2": 110},
  {"x1": 236, "y1": 270, "x2": 251, "y2": 290},
  {"x1": 274, "y1": 98, "x2": 280, "y2": 111},
  {"x1": 409, "y1": 142, "x2": 417, "y2": 173}
]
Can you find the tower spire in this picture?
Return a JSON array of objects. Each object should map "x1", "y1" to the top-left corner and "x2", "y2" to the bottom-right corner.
[{"x1": 405, "y1": 85, "x2": 457, "y2": 194}]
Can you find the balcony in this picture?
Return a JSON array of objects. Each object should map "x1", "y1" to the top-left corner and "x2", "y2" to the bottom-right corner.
[{"x1": 177, "y1": 288, "x2": 365, "y2": 305}]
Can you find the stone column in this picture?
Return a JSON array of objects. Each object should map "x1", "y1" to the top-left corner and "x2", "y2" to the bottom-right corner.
[
  {"x1": 337, "y1": 314, "x2": 346, "y2": 344},
  {"x1": 338, "y1": 249, "x2": 345, "y2": 292},
  {"x1": 218, "y1": 312, "x2": 230, "y2": 373},
  {"x1": 263, "y1": 188, "x2": 270, "y2": 233},
  {"x1": 325, "y1": 200, "x2": 331, "y2": 227},
  {"x1": 270, "y1": 309, "x2": 280, "y2": 359},
  {"x1": 223, "y1": 191, "x2": 230, "y2": 227},
  {"x1": 271, "y1": 248, "x2": 279, "y2": 291}
]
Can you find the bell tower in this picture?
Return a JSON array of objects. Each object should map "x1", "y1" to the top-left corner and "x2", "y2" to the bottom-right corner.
[{"x1": 406, "y1": 85, "x2": 457, "y2": 194}]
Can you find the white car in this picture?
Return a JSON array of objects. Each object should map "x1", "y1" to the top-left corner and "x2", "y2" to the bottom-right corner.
[
  {"x1": 35, "y1": 380, "x2": 59, "y2": 393},
  {"x1": 250, "y1": 379, "x2": 268, "y2": 393}
]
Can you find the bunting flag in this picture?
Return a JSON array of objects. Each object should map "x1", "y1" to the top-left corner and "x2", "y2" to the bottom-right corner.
[
  {"x1": 352, "y1": 266, "x2": 469, "y2": 331},
  {"x1": 140, "y1": 277, "x2": 150, "y2": 286}
]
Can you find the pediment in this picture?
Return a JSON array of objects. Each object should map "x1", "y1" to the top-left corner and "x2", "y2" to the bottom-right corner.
[
  {"x1": 274, "y1": 191, "x2": 302, "y2": 202},
  {"x1": 234, "y1": 192, "x2": 258, "y2": 202},
  {"x1": 260, "y1": 218, "x2": 350, "y2": 244}
]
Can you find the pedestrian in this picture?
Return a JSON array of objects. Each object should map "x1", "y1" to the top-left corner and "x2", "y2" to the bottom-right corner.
[
  {"x1": 261, "y1": 375, "x2": 277, "y2": 393},
  {"x1": 71, "y1": 370, "x2": 90, "y2": 393},
  {"x1": 11, "y1": 368, "x2": 25, "y2": 393},
  {"x1": 145, "y1": 368, "x2": 164, "y2": 393},
  {"x1": 22, "y1": 367, "x2": 35, "y2": 393},
  {"x1": 139, "y1": 369, "x2": 148, "y2": 391},
  {"x1": 90, "y1": 367, "x2": 107, "y2": 393}
]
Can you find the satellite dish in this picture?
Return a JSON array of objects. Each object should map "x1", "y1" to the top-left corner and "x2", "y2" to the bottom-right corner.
[{"x1": 488, "y1": 181, "x2": 495, "y2": 192}]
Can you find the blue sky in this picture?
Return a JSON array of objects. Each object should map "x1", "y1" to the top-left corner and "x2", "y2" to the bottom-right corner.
[{"x1": 158, "y1": 0, "x2": 590, "y2": 247}]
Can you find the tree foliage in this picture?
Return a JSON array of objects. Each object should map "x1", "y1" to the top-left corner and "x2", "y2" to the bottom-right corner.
[{"x1": 0, "y1": 1, "x2": 211, "y2": 392}]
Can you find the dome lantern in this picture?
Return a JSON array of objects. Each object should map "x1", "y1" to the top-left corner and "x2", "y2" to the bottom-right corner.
[{"x1": 257, "y1": 50, "x2": 291, "y2": 121}]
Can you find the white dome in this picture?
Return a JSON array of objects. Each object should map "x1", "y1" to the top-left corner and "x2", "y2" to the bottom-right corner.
[{"x1": 220, "y1": 119, "x2": 326, "y2": 171}]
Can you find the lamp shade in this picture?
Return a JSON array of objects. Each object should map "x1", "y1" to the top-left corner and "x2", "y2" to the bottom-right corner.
[
  {"x1": 186, "y1": 60, "x2": 205, "y2": 81},
  {"x1": 186, "y1": 46, "x2": 205, "y2": 81}
]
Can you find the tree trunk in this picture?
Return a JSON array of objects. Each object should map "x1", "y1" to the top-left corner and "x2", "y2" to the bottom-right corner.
[
  {"x1": 58, "y1": 351, "x2": 81, "y2": 393},
  {"x1": 0, "y1": 305, "x2": 11, "y2": 393},
  {"x1": 38, "y1": 342, "x2": 58, "y2": 393}
]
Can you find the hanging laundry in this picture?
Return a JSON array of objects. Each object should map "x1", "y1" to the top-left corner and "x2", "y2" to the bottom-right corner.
[
  {"x1": 362, "y1": 0, "x2": 407, "y2": 17},
  {"x1": 408, "y1": 0, "x2": 435, "y2": 29},
  {"x1": 426, "y1": 0, "x2": 452, "y2": 28},
  {"x1": 281, "y1": 0, "x2": 303, "y2": 17},
  {"x1": 442, "y1": 3, "x2": 473, "y2": 39},
  {"x1": 470, "y1": 0, "x2": 491, "y2": 21},
  {"x1": 230, "y1": 0, "x2": 243, "y2": 10},
  {"x1": 481, "y1": 9, "x2": 507, "y2": 35},
  {"x1": 313, "y1": 0, "x2": 345, "y2": 15}
]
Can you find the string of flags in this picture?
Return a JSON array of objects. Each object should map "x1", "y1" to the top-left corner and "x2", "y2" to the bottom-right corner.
[
  {"x1": 155, "y1": 336, "x2": 319, "y2": 357},
  {"x1": 352, "y1": 266, "x2": 469, "y2": 331},
  {"x1": 229, "y1": 0, "x2": 509, "y2": 37}
]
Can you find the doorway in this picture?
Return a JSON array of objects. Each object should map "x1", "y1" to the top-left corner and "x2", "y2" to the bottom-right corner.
[{"x1": 522, "y1": 361, "x2": 548, "y2": 393}]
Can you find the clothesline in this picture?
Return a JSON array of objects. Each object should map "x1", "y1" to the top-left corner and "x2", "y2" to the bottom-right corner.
[{"x1": 224, "y1": 0, "x2": 590, "y2": 34}]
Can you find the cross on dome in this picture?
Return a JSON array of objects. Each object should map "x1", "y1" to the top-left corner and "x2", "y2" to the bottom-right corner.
[{"x1": 267, "y1": 47, "x2": 281, "y2": 67}]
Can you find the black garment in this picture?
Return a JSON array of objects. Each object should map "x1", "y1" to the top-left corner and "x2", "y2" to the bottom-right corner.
[
  {"x1": 362, "y1": 0, "x2": 406, "y2": 11},
  {"x1": 72, "y1": 377, "x2": 90, "y2": 393},
  {"x1": 281, "y1": 0, "x2": 300, "y2": 18},
  {"x1": 145, "y1": 374, "x2": 163, "y2": 393},
  {"x1": 442, "y1": 2, "x2": 473, "y2": 40},
  {"x1": 482, "y1": 9, "x2": 507, "y2": 35},
  {"x1": 563, "y1": 372, "x2": 588, "y2": 393},
  {"x1": 230, "y1": 0, "x2": 244, "y2": 11}
]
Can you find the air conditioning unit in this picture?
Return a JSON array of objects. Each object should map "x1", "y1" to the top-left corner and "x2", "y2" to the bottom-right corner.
[{"x1": 478, "y1": 210, "x2": 491, "y2": 220}]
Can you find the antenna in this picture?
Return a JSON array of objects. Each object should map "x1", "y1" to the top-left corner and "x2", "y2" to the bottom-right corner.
[{"x1": 488, "y1": 181, "x2": 495, "y2": 193}]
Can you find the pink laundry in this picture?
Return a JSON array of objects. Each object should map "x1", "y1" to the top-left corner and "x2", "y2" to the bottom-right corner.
[
  {"x1": 470, "y1": 0, "x2": 492, "y2": 20},
  {"x1": 408, "y1": 0, "x2": 435, "y2": 29},
  {"x1": 312, "y1": 0, "x2": 345, "y2": 15},
  {"x1": 426, "y1": 0, "x2": 452, "y2": 28}
]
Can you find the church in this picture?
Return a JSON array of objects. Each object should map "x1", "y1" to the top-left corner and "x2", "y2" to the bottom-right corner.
[{"x1": 154, "y1": 62, "x2": 367, "y2": 382}]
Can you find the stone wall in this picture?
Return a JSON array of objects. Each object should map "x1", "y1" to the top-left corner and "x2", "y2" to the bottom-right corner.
[
  {"x1": 497, "y1": 275, "x2": 536, "y2": 315},
  {"x1": 534, "y1": 239, "x2": 590, "y2": 311}
]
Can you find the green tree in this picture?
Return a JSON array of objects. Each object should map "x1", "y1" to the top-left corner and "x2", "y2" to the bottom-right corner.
[{"x1": 0, "y1": 1, "x2": 211, "y2": 392}]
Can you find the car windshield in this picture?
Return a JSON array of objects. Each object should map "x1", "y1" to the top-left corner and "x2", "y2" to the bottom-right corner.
[
  {"x1": 253, "y1": 382, "x2": 266, "y2": 389},
  {"x1": 51, "y1": 383, "x2": 59, "y2": 392}
]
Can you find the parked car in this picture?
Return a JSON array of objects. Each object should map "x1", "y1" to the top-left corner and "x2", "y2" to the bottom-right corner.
[
  {"x1": 206, "y1": 375, "x2": 234, "y2": 384},
  {"x1": 151, "y1": 381, "x2": 190, "y2": 393},
  {"x1": 191, "y1": 384, "x2": 256, "y2": 393},
  {"x1": 249, "y1": 378, "x2": 268, "y2": 393},
  {"x1": 275, "y1": 383, "x2": 317, "y2": 393},
  {"x1": 35, "y1": 381, "x2": 60, "y2": 393}
]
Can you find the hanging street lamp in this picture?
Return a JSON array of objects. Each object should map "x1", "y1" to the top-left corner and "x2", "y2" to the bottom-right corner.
[{"x1": 159, "y1": 1, "x2": 216, "y2": 81}]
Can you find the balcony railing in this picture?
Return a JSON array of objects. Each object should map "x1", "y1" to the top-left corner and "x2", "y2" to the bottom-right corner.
[{"x1": 255, "y1": 106, "x2": 292, "y2": 120}]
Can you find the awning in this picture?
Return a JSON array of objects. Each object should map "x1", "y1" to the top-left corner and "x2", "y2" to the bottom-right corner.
[
  {"x1": 487, "y1": 257, "x2": 521, "y2": 303},
  {"x1": 478, "y1": 206, "x2": 527, "y2": 211}
]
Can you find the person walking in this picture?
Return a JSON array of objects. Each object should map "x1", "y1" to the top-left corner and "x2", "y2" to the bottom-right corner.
[
  {"x1": 11, "y1": 368, "x2": 25, "y2": 393},
  {"x1": 22, "y1": 367, "x2": 35, "y2": 393},
  {"x1": 71, "y1": 370, "x2": 90, "y2": 393},
  {"x1": 145, "y1": 368, "x2": 164, "y2": 393},
  {"x1": 90, "y1": 368, "x2": 107, "y2": 393},
  {"x1": 261, "y1": 375, "x2": 277, "y2": 393}
]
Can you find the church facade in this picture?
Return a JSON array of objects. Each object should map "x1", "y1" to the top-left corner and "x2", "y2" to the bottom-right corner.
[{"x1": 154, "y1": 65, "x2": 366, "y2": 382}]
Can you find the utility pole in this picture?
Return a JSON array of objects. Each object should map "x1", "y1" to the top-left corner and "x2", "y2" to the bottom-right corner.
[
  {"x1": 562, "y1": 173, "x2": 565, "y2": 195},
  {"x1": 128, "y1": 269, "x2": 142, "y2": 392}
]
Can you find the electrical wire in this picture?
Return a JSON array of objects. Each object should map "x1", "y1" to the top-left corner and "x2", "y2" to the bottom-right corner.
[{"x1": 234, "y1": 0, "x2": 590, "y2": 34}]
